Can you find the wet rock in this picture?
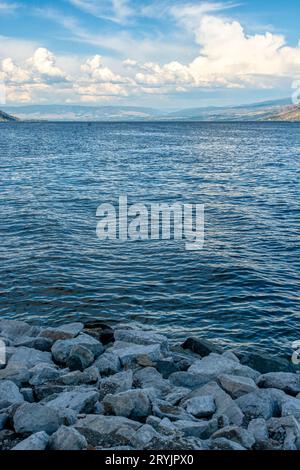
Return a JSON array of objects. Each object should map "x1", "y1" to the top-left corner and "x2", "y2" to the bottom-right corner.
[
  {"x1": 13, "y1": 403, "x2": 60, "y2": 435},
  {"x1": 182, "y1": 337, "x2": 223, "y2": 357},
  {"x1": 257, "y1": 372, "x2": 300, "y2": 396},
  {"x1": 52, "y1": 334, "x2": 103, "y2": 364},
  {"x1": 39, "y1": 323, "x2": 84, "y2": 342},
  {"x1": 8, "y1": 347, "x2": 53, "y2": 369},
  {"x1": 48, "y1": 425, "x2": 87, "y2": 450},
  {"x1": 12, "y1": 431, "x2": 49, "y2": 450},
  {"x1": 188, "y1": 353, "x2": 259, "y2": 382},
  {"x1": 74, "y1": 415, "x2": 141, "y2": 447},
  {"x1": 114, "y1": 329, "x2": 169, "y2": 354},
  {"x1": 66, "y1": 345, "x2": 95, "y2": 371},
  {"x1": 93, "y1": 351, "x2": 121, "y2": 376},
  {"x1": 99, "y1": 370, "x2": 133, "y2": 400},
  {"x1": 83, "y1": 322, "x2": 114, "y2": 345},
  {"x1": 103, "y1": 389, "x2": 151, "y2": 419},
  {"x1": 0, "y1": 380, "x2": 24, "y2": 410},
  {"x1": 183, "y1": 395, "x2": 216, "y2": 418},
  {"x1": 211, "y1": 425, "x2": 255, "y2": 449},
  {"x1": 238, "y1": 352, "x2": 296, "y2": 374},
  {"x1": 45, "y1": 389, "x2": 99, "y2": 415},
  {"x1": 218, "y1": 374, "x2": 258, "y2": 399}
]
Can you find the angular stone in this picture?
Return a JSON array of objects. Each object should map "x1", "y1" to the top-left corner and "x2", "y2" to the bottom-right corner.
[
  {"x1": 144, "y1": 434, "x2": 203, "y2": 450},
  {"x1": 48, "y1": 425, "x2": 87, "y2": 450},
  {"x1": 211, "y1": 437, "x2": 246, "y2": 450},
  {"x1": 218, "y1": 374, "x2": 258, "y2": 399},
  {"x1": 51, "y1": 334, "x2": 103, "y2": 364},
  {"x1": 129, "y1": 424, "x2": 160, "y2": 449},
  {"x1": 0, "y1": 365, "x2": 30, "y2": 387},
  {"x1": 212, "y1": 425, "x2": 255, "y2": 449},
  {"x1": 29, "y1": 364, "x2": 61, "y2": 386},
  {"x1": 174, "y1": 419, "x2": 218, "y2": 439},
  {"x1": 83, "y1": 322, "x2": 114, "y2": 345},
  {"x1": 134, "y1": 367, "x2": 171, "y2": 397},
  {"x1": 169, "y1": 371, "x2": 210, "y2": 389},
  {"x1": 0, "y1": 414, "x2": 8, "y2": 431},
  {"x1": 188, "y1": 353, "x2": 259, "y2": 382},
  {"x1": 268, "y1": 416, "x2": 300, "y2": 450},
  {"x1": 154, "y1": 359, "x2": 180, "y2": 378},
  {"x1": 99, "y1": 370, "x2": 133, "y2": 400},
  {"x1": 152, "y1": 399, "x2": 195, "y2": 422},
  {"x1": 165, "y1": 387, "x2": 190, "y2": 406},
  {"x1": 39, "y1": 323, "x2": 84, "y2": 341},
  {"x1": 93, "y1": 351, "x2": 121, "y2": 376},
  {"x1": 74, "y1": 415, "x2": 141, "y2": 447},
  {"x1": 66, "y1": 345, "x2": 95, "y2": 371},
  {"x1": 248, "y1": 418, "x2": 269, "y2": 449},
  {"x1": 257, "y1": 372, "x2": 300, "y2": 396},
  {"x1": 8, "y1": 347, "x2": 53, "y2": 369},
  {"x1": 0, "y1": 380, "x2": 24, "y2": 410},
  {"x1": 14, "y1": 403, "x2": 60, "y2": 434},
  {"x1": 182, "y1": 337, "x2": 223, "y2": 357},
  {"x1": 236, "y1": 389, "x2": 284, "y2": 421},
  {"x1": 0, "y1": 320, "x2": 37, "y2": 340},
  {"x1": 12, "y1": 431, "x2": 49, "y2": 450},
  {"x1": 57, "y1": 367, "x2": 100, "y2": 386},
  {"x1": 114, "y1": 329, "x2": 169, "y2": 354},
  {"x1": 103, "y1": 389, "x2": 151, "y2": 419},
  {"x1": 14, "y1": 337, "x2": 53, "y2": 352},
  {"x1": 111, "y1": 342, "x2": 162, "y2": 367},
  {"x1": 183, "y1": 395, "x2": 216, "y2": 418},
  {"x1": 281, "y1": 396, "x2": 300, "y2": 420},
  {"x1": 20, "y1": 388, "x2": 35, "y2": 403},
  {"x1": 46, "y1": 389, "x2": 99, "y2": 415}
]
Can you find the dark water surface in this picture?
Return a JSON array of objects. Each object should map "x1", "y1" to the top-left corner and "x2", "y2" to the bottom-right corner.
[{"x1": 0, "y1": 122, "x2": 299, "y2": 355}]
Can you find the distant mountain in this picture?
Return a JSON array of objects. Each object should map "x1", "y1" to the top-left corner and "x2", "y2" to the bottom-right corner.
[
  {"x1": 2, "y1": 99, "x2": 298, "y2": 122},
  {"x1": 0, "y1": 109, "x2": 18, "y2": 122},
  {"x1": 265, "y1": 104, "x2": 300, "y2": 121}
]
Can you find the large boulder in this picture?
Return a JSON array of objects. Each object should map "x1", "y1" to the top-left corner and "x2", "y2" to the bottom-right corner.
[
  {"x1": 134, "y1": 367, "x2": 171, "y2": 397},
  {"x1": 99, "y1": 370, "x2": 133, "y2": 400},
  {"x1": 45, "y1": 389, "x2": 99, "y2": 415},
  {"x1": 238, "y1": 352, "x2": 296, "y2": 374},
  {"x1": 114, "y1": 329, "x2": 169, "y2": 354},
  {"x1": 174, "y1": 419, "x2": 218, "y2": 439},
  {"x1": 0, "y1": 380, "x2": 24, "y2": 410},
  {"x1": 236, "y1": 389, "x2": 285, "y2": 422},
  {"x1": 0, "y1": 365, "x2": 30, "y2": 387},
  {"x1": 248, "y1": 418, "x2": 269, "y2": 450},
  {"x1": 183, "y1": 396, "x2": 216, "y2": 418},
  {"x1": 218, "y1": 374, "x2": 258, "y2": 399},
  {"x1": 39, "y1": 323, "x2": 84, "y2": 342},
  {"x1": 66, "y1": 345, "x2": 95, "y2": 371},
  {"x1": 74, "y1": 415, "x2": 141, "y2": 447},
  {"x1": 93, "y1": 351, "x2": 121, "y2": 376},
  {"x1": 103, "y1": 389, "x2": 151, "y2": 419},
  {"x1": 110, "y1": 342, "x2": 163, "y2": 367},
  {"x1": 8, "y1": 347, "x2": 53, "y2": 369},
  {"x1": 48, "y1": 425, "x2": 87, "y2": 450},
  {"x1": 0, "y1": 320, "x2": 38, "y2": 341},
  {"x1": 257, "y1": 372, "x2": 300, "y2": 396},
  {"x1": 181, "y1": 337, "x2": 223, "y2": 357},
  {"x1": 29, "y1": 364, "x2": 62, "y2": 386},
  {"x1": 12, "y1": 432, "x2": 49, "y2": 450},
  {"x1": 281, "y1": 396, "x2": 300, "y2": 421},
  {"x1": 211, "y1": 425, "x2": 255, "y2": 449},
  {"x1": 13, "y1": 403, "x2": 60, "y2": 435},
  {"x1": 51, "y1": 334, "x2": 103, "y2": 364}
]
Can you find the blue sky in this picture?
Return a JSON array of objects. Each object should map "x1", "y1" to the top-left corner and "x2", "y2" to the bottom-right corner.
[{"x1": 0, "y1": 0, "x2": 300, "y2": 107}]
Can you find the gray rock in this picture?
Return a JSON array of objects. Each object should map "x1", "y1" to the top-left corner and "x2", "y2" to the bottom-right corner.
[
  {"x1": 146, "y1": 415, "x2": 161, "y2": 429},
  {"x1": 169, "y1": 371, "x2": 210, "y2": 389},
  {"x1": 8, "y1": 347, "x2": 53, "y2": 369},
  {"x1": 0, "y1": 320, "x2": 37, "y2": 340},
  {"x1": 39, "y1": 323, "x2": 84, "y2": 341},
  {"x1": 14, "y1": 336, "x2": 53, "y2": 352},
  {"x1": 130, "y1": 424, "x2": 160, "y2": 449},
  {"x1": 0, "y1": 414, "x2": 8, "y2": 431},
  {"x1": 165, "y1": 387, "x2": 190, "y2": 406},
  {"x1": 134, "y1": 367, "x2": 171, "y2": 397},
  {"x1": 74, "y1": 415, "x2": 141, "y2": 447},
  {"x1": 182, "y1": 337, "x2": 223, "y2": 357},
  {"x1": 93, "y1": 351, "x2": 121, "y2": 376},
  {"x1": 0, "y1": 365, "x2": 30, "y2": 387},
  {"x1": 144, "y1": 434, "x2": 203, "y2": 450},
  {"x1": 248, "y1": 418, "x2": 269, "y2": 449},
  {"x1": 152, "y1": 399, "x2": 195, "y2": 422},
  {"x1": 154, "y1": 359, "x2": 180, "y2": 378},
  {"x1": 236, "y1": 389, "x2": 284, "y2": 421},
  {"x1": 14, "y1": 403, "x2": 60, "y2": 434},
  {"x1": 12, "y1": 431, "x2": 49, "y2": 450},
  {"x1": 114, "y1": 329, "x2": 169, "y2": 354},
  {"x1": 52, "y1": 334, "x2": 103, "y2": 364},
  {"x1": 182, "y1": 381, "x2": 244, "y2": 426},
  {"x1": 46, "y1": 389, "x2": 99, "y2": 415},
  {"x1": 239, "y1": 352, "x2": 296, "y2": 373},
  {"x1": 281, "y1": 396, "x2": 300, "y2": 420},
  {"x1": 211, "y1": 437, "x2": 246, "y2": 450},
  {"x1": 99, "y1": 370, "x2": 133, "y2": 400},
  {"x1": 174, "y1": 419, "x2": 218, "y2": 439},
  {"x1": 188, "y1": 353, "x2": 259, "y2": 382},
  {"x1": 20, "y1": 388, "x2": 35, "y2": 403},
  {"x1": 48, "y1": 425, "x2": 87, "y2": 450},
  {"x1": 183, "y1": 395, "x2": 216, "y2": 418},
  {"x1": 0, "y1": 380, "x2": 24, "y2": 410},
  {"x1": 103, "y1": 389, "x2": 151, "y2": 419},
  {"x1": 268, "y1": 416, "x2": 300, "y2": 450},
  {"x1": 222, "y1": 351, "x2": 240, "y2": 363},
  {"x1": 58, "y1": 367, "x2": 100, "y2": 386},
  {"x1": 29, "y1": 364, "x2": 61, "y2": 386},
  {"x1": 111, "y1": 342, "x2": 162, "y2": 367},
  {"x1": 66, "y1": 345, "x2": 95, "y2": 371},
  {"x1": 218, "y1": 374, "x2": 258, "y2": 399},
  {"x1": 157, "y1": 417, "x2": 177, "y2": 435},
  {"x1": 257, "y1": 372, "x2": 300, "y2": 396},
  {"x1": 212, "y1": 425, "x2": 255, "y2": 449}
]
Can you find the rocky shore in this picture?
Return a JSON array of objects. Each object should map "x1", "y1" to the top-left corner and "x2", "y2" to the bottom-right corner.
[{"x1": 0, "y1": 319, "x2": 300, "y2": 451}]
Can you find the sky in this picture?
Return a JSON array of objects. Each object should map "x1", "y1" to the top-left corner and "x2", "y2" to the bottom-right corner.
[{"x1": 0, "y1": 0, "x2": 300, "y2": 108}]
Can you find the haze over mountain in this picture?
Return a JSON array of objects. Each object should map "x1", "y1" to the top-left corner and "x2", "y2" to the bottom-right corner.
[{"x1": 2, "y1": 99, "x2": 299, "y2": 122}]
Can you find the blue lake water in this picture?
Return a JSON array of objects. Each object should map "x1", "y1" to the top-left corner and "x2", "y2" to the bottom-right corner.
[{"x1": 0, "y1": 122, "x2": 299, "y2": 355}]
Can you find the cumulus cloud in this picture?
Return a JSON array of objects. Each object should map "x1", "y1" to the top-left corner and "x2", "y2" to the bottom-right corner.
[
  {"x1": 81, "y1": 55, "x2": 125, "y2": 83},
  {"x1": 28, "y1": 48, "x2": 66, "y2": 81}
]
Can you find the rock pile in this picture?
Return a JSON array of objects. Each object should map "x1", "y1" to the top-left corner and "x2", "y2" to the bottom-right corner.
[{"x1": 0, "y1": 319, "x2": 299, "y2": 450}]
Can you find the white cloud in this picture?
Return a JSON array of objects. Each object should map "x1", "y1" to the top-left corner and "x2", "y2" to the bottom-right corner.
[
  {"x1": 0, "y1": 1, "x2": 18, "y2": 13},
  {"x1": 81, "y1": 55, "x2": 125, "y2": 83},
  {"x1": 28, "y1": 48, "x2": 66, "y2": 81},
  {"x1": 68, "y1": 0, "x2": 133, "y2": 24}
]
